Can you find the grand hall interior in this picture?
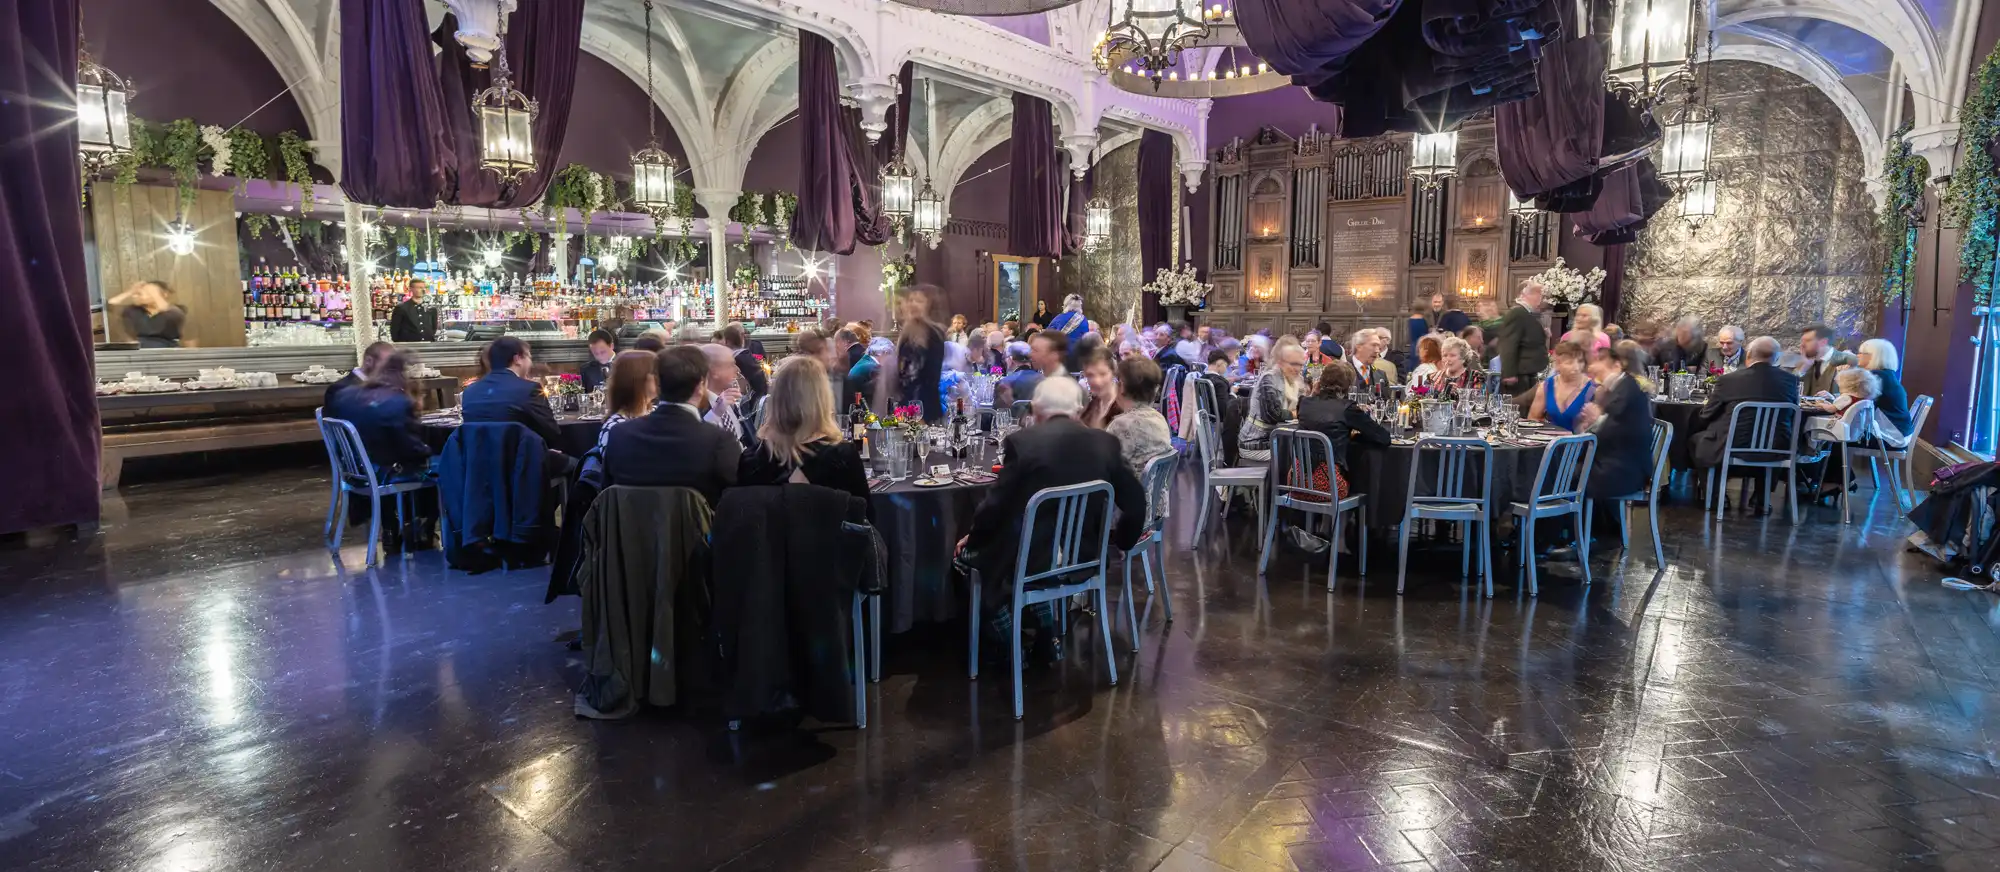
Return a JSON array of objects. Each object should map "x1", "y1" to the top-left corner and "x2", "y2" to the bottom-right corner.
[{"x1": 7, "y1": 0, "x2": 2000, "y2": 870}]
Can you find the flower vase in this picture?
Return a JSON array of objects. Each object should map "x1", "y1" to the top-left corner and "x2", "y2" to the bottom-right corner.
[{"x1": 1166, "y1": 304, "x2": 1188, "y2": 324}]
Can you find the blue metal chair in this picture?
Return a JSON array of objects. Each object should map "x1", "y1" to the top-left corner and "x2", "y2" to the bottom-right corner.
[
  {"x1": 967, "y1": 481, "x2": 1121, "y2": 720},
  {"x1": 1192, "y1": 392, "x2": 1267, "y2": 547},
  {"x1": 1120, "y1": 452, "x2": 1180, "y2": 651},
  {"x1": 1604, "y1": 420, "x2": 1673, "y2": 564},
  {"x1": 1396, "y1": 437, "x2": 1495, "y2": 597},
  {"x1": 1257, "y1": 427, "x2": 1368, "y2": 591},
  {"x1": 319, "y1": 410, "x2": 435, "y2": 568},
  {"x1": 1511, "y1": 433, "x2": 1598, "y2": 597},
  {"x1": 1704, "y1": 401, "x2": 1802, "y2": 525}
]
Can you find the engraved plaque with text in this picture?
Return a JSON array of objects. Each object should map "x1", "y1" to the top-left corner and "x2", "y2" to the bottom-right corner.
[{"x1": 1326, "y1": 205, "x2": 1404, "y2": 304}]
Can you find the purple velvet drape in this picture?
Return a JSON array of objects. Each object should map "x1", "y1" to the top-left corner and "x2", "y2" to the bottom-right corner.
[
  {"x1": 1137, "y1": 130, "x2": 1175, "y2": 325},
  {"x1": 2, "y1": 0, "x2": 99, "y2": 533},
  {"x1": 435, "y1": 1, "x2": 584, "y2": 208},
  {"x1": 1235, "y1": 0, "x2": 1401, "y2": 89},
  {"x1": 1495, "y1": 34, "x2": 1603, "y2": 200},
  {"x1": 848, "y1": 104, "x2": 889, "y2": 248},
  {"x1": 1571, "y1": 160, "x2": 1671, "y2": 245},
  {"x1": 340, "y1": 0, "x2": 453, "y2": 207},
  {"x1": 1008, "y1": 93, "x2": 1063, "y2": 259},
  {"x1": 1600, "y1": 243, "x2": 1626, "y2": 323},
  {"x1": 1062, "y1": 159, "x2": 1094, "y2": 256},
  {"x1": 792, "y1": 32, "x2": 858, "y2": 254}
]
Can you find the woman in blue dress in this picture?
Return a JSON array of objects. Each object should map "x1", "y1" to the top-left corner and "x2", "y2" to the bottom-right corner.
[{"x1": 1529, "y1": 340, "x2": 1597, "y2": 432}]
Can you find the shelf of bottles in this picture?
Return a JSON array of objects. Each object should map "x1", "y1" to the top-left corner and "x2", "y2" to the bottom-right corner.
[
  {"x1": 727, "y1": 277, "x2": 831, "y2": 332},
  {"x1": 366, "y1": 270, "x2": 712, "y2": 338},
  {"x1": 242, "y1": 265, "x2": 362, "y2": 346}
]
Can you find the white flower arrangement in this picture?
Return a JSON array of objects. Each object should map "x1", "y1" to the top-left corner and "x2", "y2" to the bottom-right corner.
[
  {"x1": 1528, "y1": 256, "x2": 1606, "y2": 309},
  {"x1": 201, "y1": 125, "x2": 232, "y2": 177},
  {"x1": 1145, "y1": 264, "x2": 1211, "y2": 307}
]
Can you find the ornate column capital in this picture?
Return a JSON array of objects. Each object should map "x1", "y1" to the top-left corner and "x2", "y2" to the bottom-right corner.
[
  {"x1": 1060, "y1": 132, "x2": 1100, "y2": 178},
  {"x1": 1178, "y1": 159, "x2": 1209, "y2": 194},
  {"x1": 694, "y1": 188, "x2": 743, "y2": 221},
  {"x1": 845, "y1": 79, "x2": 901, "y2": 143},
  {"x1": 442, "y1": 0, "x2": 518, "y2": 63},
  {"x1": 1906, "y1": 122, "x2": 1961, "y2": 183}
]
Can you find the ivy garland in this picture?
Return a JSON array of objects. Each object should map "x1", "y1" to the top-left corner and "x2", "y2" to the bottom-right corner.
[
  {"x1": 277, "y1": 131, "x2": 316, "y2": 214},
  {"x1": 227, "y1": 128, "x2": 274, "y2": 237},
  {"x1": 674, "y1": 185, "x2": 698, "y2": 264},
  {"x1": 1948, "y1": 47, "x2": 2000, "y2": 305},
  {"x1": 1878, "y1": 124, "x2": 1927, "y2": 302},
  {"x1": 544, "y1": 164, "x2": 608, "y2": 227},
  {"x1": 159, "y1": 119, "x2": 205, "y2": 214},
  {"x1": 771, "y1": 191, "x2": 797, "y2": 250}
]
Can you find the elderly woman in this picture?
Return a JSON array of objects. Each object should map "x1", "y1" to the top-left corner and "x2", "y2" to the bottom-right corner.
[
  {"x1": 1799, "y1": 367, "x2": 1887, "y2": 502},
  {"x1": 1422, "y1": 335, "x2": 1482, "y2": 394},
  {"x1": 1561, "y1": 303, "x2": 1611, "y2": 356},
  {"x1": 1409, "y1": 334, "x2": 1444, "y2": 382},
  {"x1": 1854, "y1": 337, "x2": 1914, "y2": 443},
  {"x1": 1104, "y1": 357, "x2": 1175, "y2": 476},
  {"x1": 1295, "y1": 362, "x2": 1393, "y2": 502},
  {"x1": 1238, "y1": 339, "x2": 1307, "y2": 463},
  {"x1": 1047, "y1": 294, "x2": 1089, "y2": 343}
]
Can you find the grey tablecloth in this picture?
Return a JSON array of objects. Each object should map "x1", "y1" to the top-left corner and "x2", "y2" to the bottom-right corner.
[
  {"x1": 868, "y1": 439, "x2": 999, "y2": 633},
  {"x1": 1654, "y1": 401, "x2": 1703, "y2": 470},
  {"x1": 1348, "y1": 436, "x2": 1551, "y2": 523}
]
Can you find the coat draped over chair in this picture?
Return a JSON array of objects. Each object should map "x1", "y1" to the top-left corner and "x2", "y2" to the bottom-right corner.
[{"x1": 573, "y1": 486, "x2": 714, "y2": 719}]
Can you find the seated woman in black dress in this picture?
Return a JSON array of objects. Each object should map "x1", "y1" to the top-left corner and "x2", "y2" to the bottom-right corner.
[
  {"x1": 1293, "y1": 360, "x2": 1393, "y2": 501},
  {"x1": 739, "y1": 355, "x2": 871, "y2": 508}
]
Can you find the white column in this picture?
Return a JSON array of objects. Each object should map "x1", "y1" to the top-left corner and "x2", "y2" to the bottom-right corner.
[
  {"x1": 343, "y1": 201, "x2": 375, "y2": 362},
  {"x1": 550, "y1": 232, "x2": 570, "y2": 283},
  {"x1": 697, "y1": 189, "x2": 741, "y2": 328}
]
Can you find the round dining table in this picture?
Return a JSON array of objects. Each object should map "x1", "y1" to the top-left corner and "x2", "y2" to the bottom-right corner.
[
  {"x1": 1652, "y1": 399, "x2": 1705, "y2": 469},
  {"x1": 1345, "y1": 428, "x2": 1556, "y2": 523},
  {"x1": 419, "y1": 413, "x2": 604, "y2": 458},
  {"x1": 866, "y1": 436, "x2": 1000, "y2": 634}
]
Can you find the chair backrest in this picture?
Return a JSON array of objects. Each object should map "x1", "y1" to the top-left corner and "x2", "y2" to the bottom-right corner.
[
  {"x1": 1723, "y1": 401, "x2": 1800, "y2": 460},
  {"x1": 1139, "y1": 451, "x2": 1178, "y2": 532},
  {"x1": 1648, "y1": 419, "x2": 1674, "y2": 495},
  {"x1": 1406, "y1": 437, "x2": 1493, "y2": 505},
  {"x1": 318, "y1": 414, "x2": 382, "y2": 492},
  {"x1": 1528, "y1": 433, "x2": 1597, "y2": 504},
  {"x1": 1192, "y1": 376, "x2": 1222, "y2": 427},
  {"x1": 1012, "y1": 480, "x2": 1116, "y2": 586},
  {"x1": 1158, "y1": 365, "x2": 1187, "y2": 414},
  {"x1": 748, "y1": 395, "x2": 770, "y2": 434},
  {"x1": 1010, "y1": 399, "x2": 1033, "y2": 424},
  {"x1": 1909, "y1": 394, "x2": 1935, "y2": 441},
  {"x1": 1196, "y1": 402, "x2": 1231, "y2": 472},
  {"x1": 1270, "y1": 427, "x2": 1336, "y2": 504}
]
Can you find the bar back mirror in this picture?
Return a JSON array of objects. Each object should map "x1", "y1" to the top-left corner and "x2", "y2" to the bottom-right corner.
[{"x1": 993, "y1": 255, "x2": 1038, "y2": 325}]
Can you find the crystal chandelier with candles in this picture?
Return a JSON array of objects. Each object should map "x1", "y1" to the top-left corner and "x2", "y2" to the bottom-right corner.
[
  {"x1": 76, "y1": 40, "x2": 134, "y2": 177},
  {"x1": 1409, "y1": 131, "x2": 1459, "y2": 188},
  {"x1": 1101, "y1": 0, "x2": 1211, "y2": 80},
  {"x1": 630, "y1": 1, "x2": 677, "y2": 219},
  {"x1": 1606, "y1": 0, "x2": 1705, "y2": 105},
  {"x1": 1083, "y1": 194, "x2": 1112, "y2": 252},
  {"x1": 473, "y1": 0, "x2": 538, "y2": 183}
]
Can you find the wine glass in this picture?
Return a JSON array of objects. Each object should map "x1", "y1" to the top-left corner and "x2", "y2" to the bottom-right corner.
[{"x1": 915, "y1": 429, "x2": 934, "y2": 478}]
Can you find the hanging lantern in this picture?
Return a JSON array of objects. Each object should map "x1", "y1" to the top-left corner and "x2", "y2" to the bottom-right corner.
[
  {"x1": 473, "y1": 4, "x2": 538, "y2": 184},
  {"x1": 1606, "y1": 0, "x2": 1701, "y2": 103},
  {"x1": 629, "y1": 2, "x2": 676, "y2": 219},
  {"x1": 1084, "y1": 194, "x2": 1112, "y2": 251},
  {"x1": 1507, "y1": 188, "x2": 1538, "y2": 218},
  {"x1": 1101, "y1": 0, "x2": 1210, "y2": 79},
  {"x1": 1657, "y1": 100, "x2": 1715, "y2": 188},
  {"x1": 1409, "y1": 131, "x2": 1458, "y2": 188},
  {"x1": 912, "y1": 177, "x2": 946, "y2": 248},
  {"x1": 1680, "y1": 178, "x2": 1717, "y2": 230},
  {"x1": 164, "y1": 218, "x2": 196, "y2": 256},
  {"x1": 76, "y1": 47, "x2": 133, "y2": 176},
  {"x1": 881, "y1": 154, "x2": 916, "y2": 230}
]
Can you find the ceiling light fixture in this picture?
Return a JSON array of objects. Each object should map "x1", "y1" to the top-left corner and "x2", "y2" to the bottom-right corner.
[
  {"x1": 474, "y1": 0, "x2": 538, "y2": 183},
  {"x1": 629, "y1": 1, "x2": 678, "y2": 221}
]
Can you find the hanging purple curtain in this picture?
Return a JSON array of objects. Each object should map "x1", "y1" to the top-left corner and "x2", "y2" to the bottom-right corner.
[
  {"x1": 340, "y1": 0, "x2": 454, "y2": 207},
  {"x1": 1008, "y1": 93, "x2": 1064, "y2": 260},
  {"x1": 1600, "y1": 243, "x2": 1627, "y2": 323},
  {"x1": 1137, "y1": 130, "x2": 1175, "y2": 324},
  {"x1": 1234, "y1": 0, "x2": 1402, "y2": 89},
  {"x1": 1062, "y1": 158, "x2": 1094, "y2": 256},
  {"x1": 792, "y1": 32, "x2": 858, "y2": 255},
  {"x1": 1572, "y1": 160, "x2": 1671, "y2": 245},
  {"x1": 435, "y1": 1, "x2": 585, "y2": 208},
  {"x1": 877, "y1": 63, "x2": 915, "y2": 163},
  {"x1": 1495, "y1": 34, "x2": 1604, "y2": 199},
  {"x1": 1, "y1": 0, "x2": 98, "y2": 533},
  {"x1": 848, "y1": 104, "x2": 889, "y2": 247}
]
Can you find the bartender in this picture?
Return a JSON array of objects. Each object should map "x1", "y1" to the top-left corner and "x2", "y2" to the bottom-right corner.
[
  {"x1": 107, "y1": 280, "x2": 187, "y2": 348},
  {"x1": 389, "y1": 279, "x2": 437, "y2": 342}
]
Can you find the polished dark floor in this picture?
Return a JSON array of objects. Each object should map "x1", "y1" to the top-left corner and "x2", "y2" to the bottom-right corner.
[{"x1": 3, "y1": 463, "x2": 1999, "y2": 872}]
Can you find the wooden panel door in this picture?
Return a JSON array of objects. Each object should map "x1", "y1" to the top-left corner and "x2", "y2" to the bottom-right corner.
[{"x1": 93, "y1": 184, "x2": 246, "y2": 348}]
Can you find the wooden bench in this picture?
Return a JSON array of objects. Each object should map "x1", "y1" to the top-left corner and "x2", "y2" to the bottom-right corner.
[{"x1": 100, "y1": 419, "x2": 324, "y2": 490}]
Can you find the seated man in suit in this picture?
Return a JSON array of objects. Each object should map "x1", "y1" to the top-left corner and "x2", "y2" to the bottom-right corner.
[
  {"x1": 1578, "y1": 340, "x2": 1657, "y2": 502},
  {"x1": 956, "y1": 377, "x2": 1145, "y2": 664},
  {"x1": 325, "y1": 341, "x2": 395, "y2": 407},
  {"x1": 700, "y1": 343, "x2": 754, "y2": 446},
  {"x1": 1793, "y1": 324, "x2": 1858, "y2": 397},
  {"x1": 601, "y1": 345, "x2": 742, "y2": 506},
  {"x1": 580, "y1": 329, "x2": 616, "y2": 392},
  {"x1": 1690, "y1": 335, "x2": 1800, "y2": 471},
  {"x1": 462, "y1": 337, "x2": 562, "y2": 447}
]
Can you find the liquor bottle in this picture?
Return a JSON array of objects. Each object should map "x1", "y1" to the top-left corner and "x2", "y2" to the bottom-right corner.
[
  {"x1": 848, "y1": 392, "x2": 871, "y2": 458},
  {"x1": 949, "y1": 396, "x2": 968, "y2": 457}
]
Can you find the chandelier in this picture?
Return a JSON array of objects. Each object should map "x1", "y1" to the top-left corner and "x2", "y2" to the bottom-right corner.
[
  {"x1": 76, "y1": 41, "x2": 133, "y2": 177},
  {"x1": 1607, "y1": 0, "x2": 1705, "y2": 105},
  {"x1": 889, "y1": 1, "x2": 1085, "y2": 13},
  {"x1": 1656, "y1": 100, "x2": 1715, "y2": 188},
  {"x1": 474, "y1": 0, "x2": 538, "y2": 183},
  {"x1": 630, "y1": 1, "x2": 678, "y2": 220},
  {"x1": 1409, "y1": 131, "x2": 1459, "y2": 188},
  {"x1": 1101, "y1": 0, "x2": 1211, "y2": 80},
  {"x1": 1083, "y1": 194, "x2": 1112, "y2": 252},
  {"x1": 1680, "y1": 178, "x2": 1717, "y2": 229},
  {"x1": 881, "y1": 153, "x2": 916, "y2": 233},
  {"x1": 164, "y1": 217, "x2": 197, "y2": 256}
]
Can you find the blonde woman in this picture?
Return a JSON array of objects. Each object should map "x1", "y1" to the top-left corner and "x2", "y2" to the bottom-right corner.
[
  {"x1": 1560, "y1": 303, "x2": 1610, "y2": 356},
  {"x1": 1238, "y1": 340, "x2": 1307, "y2": 463},
  {"x1": 1855, "y1": 337, "x2": 1914, "y2": 442},
  {"x1": 738, "y1": 355, "x2": 870, "y2": 506}
]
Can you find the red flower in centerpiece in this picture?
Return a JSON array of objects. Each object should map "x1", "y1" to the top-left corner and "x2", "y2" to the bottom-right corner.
[
  {"x1": 1409, "y1": 385, "x2": 1431, "y2": 397},
  {"x1": 1707, "y1": 366, "x2": 1724, "y2": 377},
  {"x1": 559, "y1": 373, "x2": 581, "y2": 382}
]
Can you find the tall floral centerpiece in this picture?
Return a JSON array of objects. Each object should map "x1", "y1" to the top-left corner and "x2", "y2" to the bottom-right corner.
[
  {"x1": 1146, "y1": 264, "x2": 1211, "y2": 324},
  {"x1": 1527, "y1": 256, "x2": 1606, "y2": 315}
]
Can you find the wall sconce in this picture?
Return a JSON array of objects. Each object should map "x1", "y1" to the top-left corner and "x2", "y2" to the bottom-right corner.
[
  {"x1": 1472, "y1": 215, "x2": 1487, "y2": 227},
  {"x1": 1457, "y1": 285, "x2": 1487, "y2": 297},
  {"x1": 1252, "y1": 285, "x2": 1279, "y2": 301},
  {"x1": 1348, "y1": 286, "x2": 1376, "y2": 300},
  {"x1": 1260, "y1": 225, "x2": 1278, "y2": 237}
]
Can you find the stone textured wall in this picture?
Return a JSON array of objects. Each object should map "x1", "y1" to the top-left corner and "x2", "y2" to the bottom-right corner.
[
  {"x1": 1060, "y1": 141, "x2": 1144, "y2": 326},
  {"x1": 1623, "y1": 61, "x2": 1880, "y2": 342}
]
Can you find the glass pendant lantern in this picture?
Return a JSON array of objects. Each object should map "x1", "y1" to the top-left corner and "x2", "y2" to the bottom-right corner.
[
  {"x1": 1084, "y1": 194, "x2": 1112, "y2": 251},
  {"x1": 1607, "y1": 0, "x2": 1701, "y2": 103},
  {"x1": 1410, "y1": 131, "x2": 1459, "y2": 188},
  {"x1": 912, "y1": 178, "x2": 946, "y2": 249},
  {"x1": 76, "y1": 46, "x2": 133, "y2": 176},
  {"x1": 474, "y1": 1, "x2": 538, "y2": 183},
  {"x1": 629, "y1": 2, "x2": 677, "y2": 219},
  {"x1": 1507, "y1": 188, "x2": 1538, "y2": 218},
  {"x1": 881, "y1": 154, "x2": 916, "y2": 230},
  {"x1": 1680, "y1": 178, "x2": 1717, "y2": 230},
  {"x1": 1657, "y1": 100, "x2": 1715, "y2": 188}
]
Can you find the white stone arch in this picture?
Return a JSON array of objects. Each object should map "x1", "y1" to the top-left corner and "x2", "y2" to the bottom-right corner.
[
  {"x1": 576, "y1": 22, "x2": 725, "y2": 190},
  {"x1": 1716, "y1": 4, "x2": 1945, "y2": 126},
  {"x1": 1711, "y1": 43, "x2": 1884, "y2": 183},
  {"x1": 707, "y1": 37, "x2": 801, "y2": 193},
  {"x1": 687, "y1": 0, "x2": 879, "y2": 80},
  {"x1": 928, "y1": 97, "x2": 1014, "y2": 219},
  {"x1": 206, "y1": 0, "x2": 338, "y2": 143}
]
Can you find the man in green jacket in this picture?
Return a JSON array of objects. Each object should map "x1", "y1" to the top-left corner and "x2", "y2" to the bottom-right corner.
[{"x1": 1497, "y1": 282, "x2": 1550, "y2": 395}]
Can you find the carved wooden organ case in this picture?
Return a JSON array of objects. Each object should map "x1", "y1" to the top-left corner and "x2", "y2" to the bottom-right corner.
[{"x1": 1205, "y1": 120, "x2": 1557, "y2": 346}]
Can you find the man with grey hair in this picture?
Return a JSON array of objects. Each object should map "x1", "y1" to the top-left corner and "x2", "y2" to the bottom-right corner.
[
  {"x1": 1654, "y1": 315, "x2": 1708, "y2": 372},
  {"x1": 1347, "y1": 329, "x2": 1396, "y2": 389},
  {"x1": 956, "y1": 372, "x2": 1146, "y2": 666},
  {"x1": 994, "y1": 340, "x2": 1042, "y2": 409},
  {"x1": 1704, "y1": 325, "x2": 1747, "y2": 370},
  {"x1": 698, "y1": 343, "x2": 751, "y2": 444},
  {"x1": 1497, "y1": 281, "x2": 1550, "y2": 392},
  {"x1": 1690, "y1": 334, "x2": 1800, "y2": 472}
]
